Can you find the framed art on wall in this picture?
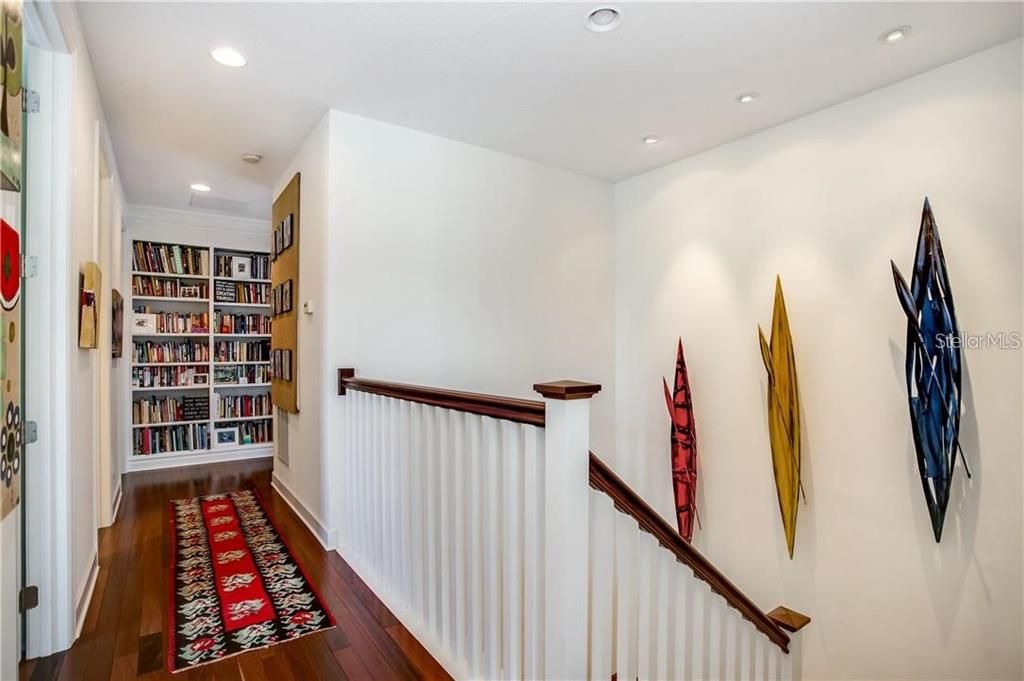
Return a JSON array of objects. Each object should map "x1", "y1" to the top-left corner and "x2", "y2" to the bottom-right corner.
[{"x1": 111, "y1": 289, "x2": 123, "y2": 359}]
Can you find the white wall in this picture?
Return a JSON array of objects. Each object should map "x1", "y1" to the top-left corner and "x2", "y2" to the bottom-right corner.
[
  {"x1": 612, "y1": 40, "x2": 1022, "y2": 681},
  {"x1": 274, "y1": 110, "x2": 616, "y2": 545},
  {"x1": 62, "y1": 3, "x2": 127, "y2": 631},
  {"x1": 270, "y1": 113, "x2": 333, "y2": 545}
]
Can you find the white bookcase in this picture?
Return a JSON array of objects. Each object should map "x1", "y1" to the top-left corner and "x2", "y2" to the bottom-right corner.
[{"x1": 128, "y1": 240, "x2": 274, "y2": 471}]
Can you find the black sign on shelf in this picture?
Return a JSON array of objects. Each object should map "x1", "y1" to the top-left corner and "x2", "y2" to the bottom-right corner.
[{"x1": 214, "y1": 280, "x2": 237, "y2": 303}]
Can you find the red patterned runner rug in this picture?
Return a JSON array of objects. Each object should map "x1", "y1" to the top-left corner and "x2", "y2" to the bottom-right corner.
[{"x1": 168, "y1": 489, "x2": 334, "y2": 672}]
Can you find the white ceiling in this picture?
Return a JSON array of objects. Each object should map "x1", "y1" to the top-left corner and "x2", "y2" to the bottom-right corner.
[{"x1": 78, "y1": 2, "x2": 1022, "y2": 220}]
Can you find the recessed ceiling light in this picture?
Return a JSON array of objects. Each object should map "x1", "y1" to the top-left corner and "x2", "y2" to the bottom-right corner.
[
  {"x1": 190, "y1": 183, "x2": 211, "y2": 193},
  {"x1": 736, "y1": 92, "x2": 759, "y2": 104},
  {"x1": 210, "y1": 46, "x2": 246, "y2": 67},
  {"x1": 643, "y1": 135, "x2": 660, "y2": 145},
  {"x1": 241, "y1": 153, "x2": 263, "y2": 164},
  {"x1": 879, "y1": 26, "x2": 911, "y2": 44},
  {"x1": 585, "y1": 6, "x2": 622, "y2": 33}
]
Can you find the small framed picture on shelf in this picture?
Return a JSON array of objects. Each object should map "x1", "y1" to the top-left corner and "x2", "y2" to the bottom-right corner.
[
  {"x1": 215, "y1": 427, "x2": 240, "y2": 449},
  {"x1": 180, "y1": 285, "x2": 202, "y2": 299},
  {"x1": 132, "y1": 313, "x2": 157, "y2": 335},
  {"x1": 193, "y1": 373, "x2": 209, "y2": 386},
  {"x1": 231, "y1": 256, "x2": 251, "y2": 280}
]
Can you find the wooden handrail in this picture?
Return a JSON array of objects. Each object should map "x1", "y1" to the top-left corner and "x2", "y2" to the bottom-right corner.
[
  {"x1": 589, "y1": 452, "x2": 799, "y2": 652},
  {"x1": 337, "y1": 368, "x2": 545, "y2": 426}
]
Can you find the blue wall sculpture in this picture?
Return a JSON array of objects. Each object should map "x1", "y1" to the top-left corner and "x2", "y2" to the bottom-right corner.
[{"x1": 890, "y1": 198, "x2": 971, "y2": 542}]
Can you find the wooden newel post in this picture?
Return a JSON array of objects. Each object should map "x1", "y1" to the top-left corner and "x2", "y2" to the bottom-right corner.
[{"x1": 534, "y1": 380, "x2": 602, "y2": 681}]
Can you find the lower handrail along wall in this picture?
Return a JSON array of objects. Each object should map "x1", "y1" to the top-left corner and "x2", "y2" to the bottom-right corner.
[{"x1": 334, "y1": 368, "x2": 806, "y2": 680}]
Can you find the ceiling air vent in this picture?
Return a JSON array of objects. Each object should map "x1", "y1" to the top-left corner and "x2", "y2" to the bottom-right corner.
[{"x1": 189, "y1": 192, "x2": 248, "y2": 214}]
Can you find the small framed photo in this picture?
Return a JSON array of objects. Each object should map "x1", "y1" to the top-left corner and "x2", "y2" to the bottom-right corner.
[
  {"x1": 275, "y1": 227, "x2": 284, "y2": 257},
  {"x1": 283, "y1": 350, "x2": 292, "y2": 382},
  {"x1": 283, "y1": 214, "x2": 293, "y2": 250},
  {"x1": 282, "y1": 280, "x2": 292, "y2": 313},
  {"x1": 215, "y1": 427, "x2": 240, "y2": 449},
  {"x1": 193, "y1": 373, "x2": 209, "y2": 386},
  {"x1": 231, "y1": 256, "x2": 251, "y2": 280},
  {"x1": 179, "y1": 285, "x2": 202, "y2": 299}
]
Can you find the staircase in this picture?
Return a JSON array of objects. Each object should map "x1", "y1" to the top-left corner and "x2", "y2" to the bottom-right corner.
[{"x1": 332, "y1": 368, "x2": 808, "y2": 680}]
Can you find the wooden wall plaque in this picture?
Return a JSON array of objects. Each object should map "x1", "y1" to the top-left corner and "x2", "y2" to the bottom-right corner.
[{"x1": 271, "y1": 173, "x2": 300, "y2": 412}]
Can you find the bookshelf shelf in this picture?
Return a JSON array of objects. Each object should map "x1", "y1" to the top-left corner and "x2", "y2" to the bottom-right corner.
[
  {"x1": 214, "y1": 333, "x2": 272, "y2": 338},
  {"x1": 133, "y1": 362, "x2": 209, "y2": 367},
  {"x1": 215, "y1": 415, "x2": 273, "y2": 423},
  {"x1": 132, "y1": 332, "x2": 210, "y2": 338},
  {"x1": 214, "y1": 276, "x2": 272, "y2": 284},
  {"x1": 133, "y1": 296, "x2": 210, "y2": 303},
  {"x1": 131, "y1": 384, "x2": 209, "y2": 392},
  {"x1": 132, "y1": 271, "x2": 209, "y2": 281},
  {"x1": 213, "y1": 361, "x2": 270, "y2": 366},
  {"x1": 132, "y1": 419, "x2": 208, "y2": 429},
  {"x1": 130, "y1": 240, "x2": 273, "y2": 466}
]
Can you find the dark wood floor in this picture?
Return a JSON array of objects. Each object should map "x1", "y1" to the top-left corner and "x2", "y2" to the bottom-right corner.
[{"x1": 20, "y1": 459, "x2": 451, "y2": 681}]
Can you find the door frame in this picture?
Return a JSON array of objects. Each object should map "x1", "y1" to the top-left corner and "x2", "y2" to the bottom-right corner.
[{"x1": 22, "y1": 0, "x2": 75, "y2": 659}]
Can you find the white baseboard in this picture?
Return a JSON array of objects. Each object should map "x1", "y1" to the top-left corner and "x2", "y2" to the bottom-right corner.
[
  {"x1": 74, "y1": 554, "x2": 99, "y2": 639},
  {"x1": 110, "y1": 482, "x2": 122, "y2": 522},
  {"x1": 271, "y1": 473, "x2": 337, "y2": 550},
  {"x1": 126, "y1": 445, "x2": 272, "y2": 472}
]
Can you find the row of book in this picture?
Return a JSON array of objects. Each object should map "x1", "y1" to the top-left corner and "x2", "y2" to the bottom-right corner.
[
  {"x1": 215, "y1": 312, "x2": 271, "y2": 335},
  {"x1": 216, "y1": 393, "x2": 272, "y2": 419},
  {"x1": 214, "y1": 281, "x2": 270, "y2": 305},
  {"x1": 215, "y1": 253, "x2": 270, "y2": 280},
  {"x1": 134, "y1": 308, "x2": 210, "y2": 335},
  {"x1": 214, "y1": 340, "x2": 270, "y2": 363},
  {"x1": 234, "y1": 421, "x2": 272, "y2": 445},
  {"x1": 133, "y1": 339, "x2": 210, "y2": 364},
  {"x1": 133, "y1": 423, "x2": 210, "y2": 456},
  {"x1": 132, "y1": 275, "x2": 209, "y2": 299},
  {"x1": 133, "y1": 395, "x2": 210, "y2": 425},
  {"x1": 213, "y1": 365, "x2": 271, "y2": 385},
  {"x1": 132, "y1": 366, "x2": 209, "y2": 389},
  {"x1": 133, "y1": 241, "x2": 209, "y2": 276}
]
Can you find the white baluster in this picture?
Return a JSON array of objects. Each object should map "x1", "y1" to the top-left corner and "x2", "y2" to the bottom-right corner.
[
  {"x1": 483, "y1": 416, "x2": 502, "y2": 680},
  {"x1": 709, "y1": 592, "x2": 724, "y2": 681},
  {"x1": 738, "y1": 616, "x2": 753, "y2": 680},
  {"x1": 655, "y1": 550, "x2": 673, "y2": 679},
  {"x1": 636, "y1": 532, "x2": 656, "y2": 681},
  {"x1": 438, "y1": 407, "x2": 453, "y2": 650},
  {"x1": 724, "y1": 606, "x2": 738, "y2": 680},
  {"x1": 502, "y1": 421, "x2": 523, "y2": 679},
  {"x1": 451, "y1": 410, "x2": 467, "y2": 665},
  {"x1": 588, "y1": 491, "x2": 614, "y2": 681},
  {"x1": 522, "y1": 425, "x2": 544, "y2": 680},
  {"x1": 614, "y1": 511, "x2": 638, "y2": 680},
  {"x1": 673, "y1": 566, "x2": 689, "y2": 679},
  {"x1": 692, "y1": 581, "x2": 707, "y2": 681},
  {"x1": 467, "y1": 414, "x2": 484, "y2": 678},
  {"x1": 753, "y1": 632, "x2": 767, "y2": 680}
]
